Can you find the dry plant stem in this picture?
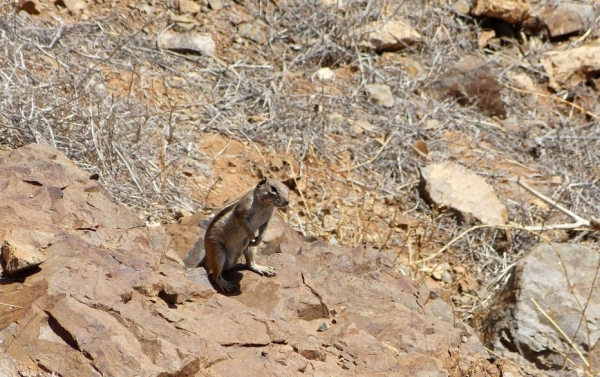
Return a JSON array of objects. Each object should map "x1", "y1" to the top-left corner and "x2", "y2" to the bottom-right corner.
[
  {"x1": 392, "y1": 225, "x2": 412, "y2": 264},
  {"x1": 289, "y1": 158, "x2": 319, "y2": 237},
  {"x1": 484, "y1": 346, "x2": 592, "y2": 377},
  {"x1": 531, "y1": 298, "x2": 589, "y2": 368},
  {"x1": 516, "y1": 178, "x2": 591, "y2": 230},
  {"x1": 338, "y1": 136, "x2": 392, "y2": 172},
  {"x1": 381, "y1": 205, "x2": 400, "y2": 250},
  {"x1": 504, "y1": 84, "x2": 600, "y2": 123},
  {"x1": 0, "y1": 301, "x2": 22, "y2": 309},
  {"x1": 345, "y1": 159, "x2": 366, "y2": 245},
  {"x1": 309, "y1": 143, "x2": 353, "y2": 243},
  {"x1": 568, "y1": 256, "x2": 600, "y2": 372},
  {"x1": 417, "y1": 223, "x2": 596, "y2": 369}
]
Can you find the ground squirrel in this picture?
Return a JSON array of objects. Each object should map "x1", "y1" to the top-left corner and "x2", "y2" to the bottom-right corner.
[{"x1": 202, "y1": 177, "x2": 290, "y2": 292}]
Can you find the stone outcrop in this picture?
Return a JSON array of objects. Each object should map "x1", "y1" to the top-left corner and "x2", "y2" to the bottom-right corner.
[
  {"x1": 353, "y1": 17, "x2": 422, "y2": 52},
  {"x1": 419, "y1": 161, "x2": 508, "y2": 226},
  {"x1": 534, "y1": 1, "x2": 594, "y2": 39},
  {"x1": 477, "y1": 243, "x2": 600, "y2": 376},
  {"x1": 1, "y1": 143, "x2": 497, "y2": 376},
  {"x1": 541, "y1": 43, "x2": 600, "y2": 91},
  {"x1": 158, "y1": 30, "x2": 216, "y2": 55},
  {"x1": 471, "y1": 0, "x2": 531, "y2": 24}
]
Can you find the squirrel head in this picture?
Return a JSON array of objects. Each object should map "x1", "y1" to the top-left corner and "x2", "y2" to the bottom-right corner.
[{"x1": 255, "y1": 178, "x2": 290, "y2": 208}]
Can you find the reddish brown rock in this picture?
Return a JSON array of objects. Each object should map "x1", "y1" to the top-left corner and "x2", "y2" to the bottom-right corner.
[
  {"x1": 429, "y1": 55, "x2": 507, "y2": 118},
  {"x1": 535, "y1": 2, "x2": 594, "y2": 39},
  {"x1": 1, "y1": 232, "x2": 48, "y2": 275},
  {"x1": 0, "y1": 143, "x2": 496, "y2": 376}
]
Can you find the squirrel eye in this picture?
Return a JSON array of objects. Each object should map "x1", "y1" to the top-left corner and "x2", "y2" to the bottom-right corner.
[{"x1": 270, "y1": 186, "x2": 278, "y2": 194}]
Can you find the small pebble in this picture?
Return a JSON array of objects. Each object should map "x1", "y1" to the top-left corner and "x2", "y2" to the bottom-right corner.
[
  {"x1": 317, "y1": 321, "x2": 329, "y2": 332},
  {"x1": 441, "y1": 271, "x2": 453, "y2": 284}
]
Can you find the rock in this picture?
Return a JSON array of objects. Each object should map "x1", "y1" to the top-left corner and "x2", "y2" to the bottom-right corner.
[
  {"x1": 157, "y1": 30, "x2": 216, "y2": 55},
  {"x1": 317, "y1": 321, "x2": 329, "y2": 332},
  {"x1": 314, "y1": 67, "x2": 335, "y2": 81},
  {"x1": 179, "y1": 0, "x2": 200, "y2": 14},
  {"x1": 419, "y1": 161, "x2": 508, "y2": 226},
  {"x1": 233, "y1": 242, "x2": 494, "y2": 375},
  {"x1": 429, "y1": 55, "x2": 507, "y2": 118},
  {"x1": 159, "y1": 264, "x2": 214, "y2": 304},
  {"x1": 17, "y1": 0, "x2": 40, "y2": 15},
  {"x1": 441, "y1": 271, "x2": 453, "y2": 284},
  {"x1": 17, "y1": 9, "x2": 31, "y2": 20},
  {"x1": 459, "y1": 274, "x2": 479, "y2": 294},
  {"x1": 478, "y1": 29, "x2": 496, "y2": 49},
  {"x1": 208, "y1": 0, "x2": 223, "y2": 11},
  {"x1": 323, "y1": 214, "x2": 336, "y2": 230},
  {"x1": 511, "y1": 72, "x2": 535, "y2": 92},
  {"x1": 541, "y1": 44, "x2": 600, "y2": 91},
  {"x1": 61, "y1": 0, "x2": 87, "y2": 13},
  {"x1": 452, "y1": 0, "x2": 471, "y2": 15},
  {"x1": 166, "y1": 212, "x2": 206, "y2": 267},
  {"x1": 0, "y1": 143, "x2": 495, "y2": 376},
  {"x1": 1, "y1": 235, "x2": 47, "y2": 275},
  {"x1": 0, "y1": 353, "x2": 19, "y2": 377},
  {"x1": 256, "y1": 215, "x2": 300, "y2": 255},
  {"x1": 238, "y1": 22, "x2": 268, "y2": 45},
  {"x1": 471, "y1": 0, "x2": 531, "y2": 24},
  {"x1": 169, "y1": 12, "x2": 199, "y2": 30},
  {"x1": 381, "y1": 54, "x2": 425, "y2": 78},
  {"x1": 477, "y1": 243, "x2": 600, "y2": 375},
  {"x1": 354, "y1": 17, "x2": 422, "y2": 52},
  {"x1": 393, "y1": 214, "x2": 420, "y2": 229},
  {"x1": 0, "y1": 144, "x2": 204, "y2": 376},
  {"x1": 535, "y1": 2, "x2": 594, "y2": 39},
  {"x1": 365, "y1": 83, "x2": 394, "y2": 107}
]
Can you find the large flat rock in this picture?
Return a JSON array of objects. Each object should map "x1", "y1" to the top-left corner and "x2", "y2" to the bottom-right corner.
[
  {"x1": 419, "y1": 161, "x2": 508, "y2": 226},
  {"x1": 477, "y1": 243, "x2": 600, "y2": 376},
  {"x1": 1, "y1": 143, "x2": 497, "y2": 376},
  {"x1": 541, "y1": 44, "x2": 600, "y2": 91}
]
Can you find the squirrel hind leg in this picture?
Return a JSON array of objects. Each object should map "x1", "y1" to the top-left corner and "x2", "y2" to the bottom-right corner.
[{"x1": 207, "y1": 243, "x2": 237, "y2": 292}]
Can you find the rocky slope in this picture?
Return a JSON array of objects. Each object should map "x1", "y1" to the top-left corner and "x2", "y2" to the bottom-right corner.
[{"x1": 0, "y1": 144, "x2": 497, "y2": 376}]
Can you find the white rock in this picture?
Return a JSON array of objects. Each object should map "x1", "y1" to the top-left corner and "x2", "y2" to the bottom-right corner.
[
  {"x1": 158, "y1": 31, "x2": 216, "y2": 55},
  {"x1": 63, "y1": 0, "x2": 87, "y2": 13},
  {"x1": 314, "y1": 67, "x2": 335, "y2": 81},
  {"x1": 354, "y1": 18, "x2": 422, "y2": 52},
  {"x1": 365, "y1": 84, "x2": 394, "y2": 108}
]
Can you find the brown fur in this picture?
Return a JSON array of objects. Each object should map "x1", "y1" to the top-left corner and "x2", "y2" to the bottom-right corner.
[{"x1": 203, "y1": 177, "x2": 290, "y2": 292}]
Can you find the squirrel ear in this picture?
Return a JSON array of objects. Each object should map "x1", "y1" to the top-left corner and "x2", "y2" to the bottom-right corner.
[{"x1": 258, "y1": 177, "x2": 267, "y2": 185}]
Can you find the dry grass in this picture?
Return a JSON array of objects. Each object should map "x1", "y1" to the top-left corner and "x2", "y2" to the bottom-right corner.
[{"x1": 1, "y1": 0, "x2": 600, "y2": 374}]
